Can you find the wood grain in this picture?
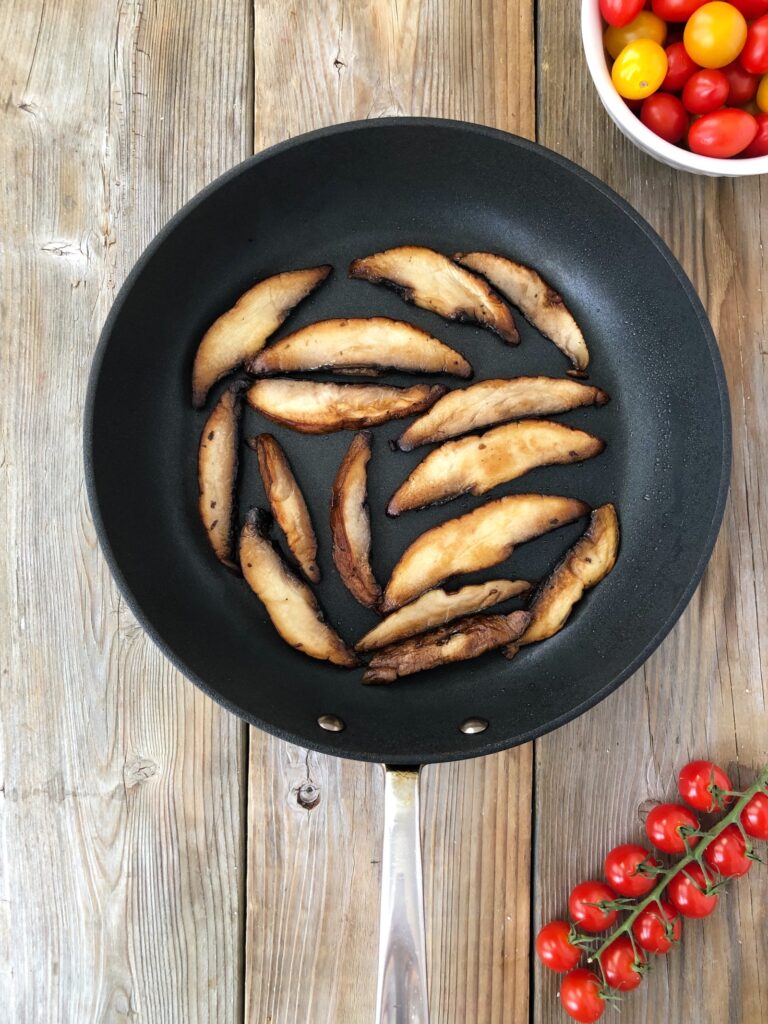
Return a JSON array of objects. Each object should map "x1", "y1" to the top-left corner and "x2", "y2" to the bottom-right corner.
[
  {"x1": 246, "y1": 2, "x2": 535, "y2": 1022},
  {"x1": 534, "y1": 6, "x2": 768, "y2": 1024},
  {"x1": 0, "y1": 1, "x2": 250, "y2": 1020}
]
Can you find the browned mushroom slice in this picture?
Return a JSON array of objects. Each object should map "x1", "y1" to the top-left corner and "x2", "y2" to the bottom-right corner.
[
  {"x1": 239, "y1": 509, "x2": 358, "y2": 667},
  {"x1": 382, "y1": 494, "x2": 590, "y2": 612},
  {"x1": 198, "y1": 383, "x2": 245, "y2": 570},
  {"x1": 505, "y1": 503, "x2": 620, "y2": 658},
  {"x1": 246, "y1": 379, "x2": 446, "y2": 434},
  {"x1": 363, "y1": 610, "x2": 531, "y2": 683},
  {"x1": 191, "y1": 265, "x2": 331, "y2": 407},
  {"x1": 356, "y1": 579, "x2": 531, "y2": 652},
  {"x1": 330, "y1": 432, "x2": 381, "y2": 609},
  {"x1": 397, "y1": 376, "x2": 609, "y2": 451},
  {"x1": 247, "y1": 434, "x2": 320, "y2": 583},
  {"x1": 454, "y1": 252, "x2": 589, "y2": 371},
  {"x1": 388, "y1": 420, "x2": 605, "y2": 515},
  {"x1": 349, "y1": 246, "x2": 519, "y2": 344},
  {"x1": 248, "y1": 317, "x2": 472, "y2": 379}
]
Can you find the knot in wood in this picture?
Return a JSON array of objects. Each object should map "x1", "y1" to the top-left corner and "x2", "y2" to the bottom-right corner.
[{"x1": 296, "y1": 781, "x2": 321, "y2": 809}]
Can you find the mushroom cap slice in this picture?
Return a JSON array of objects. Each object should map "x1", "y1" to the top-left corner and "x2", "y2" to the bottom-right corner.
[
  {"x1": 246, "y1": 379, "x2": 446, "y2": 434},
  {"x1": 363, "y1": 610, "x2": 531, "y2": 683},
  {"x1": 249, "y1": 317, "x2": 472, "y2": 378},
  {"x1": 248, "y1": 434, "x2": 320, "y2": 583},
  {"x1": 355, "y1": 579, "x2": 531, "y2": 652},
  {"x1": 454, "y1": 252, "x2": 588, "y2": 370},
  {"x1": 382, "y1": 494, "x2": 590, "y2": 612},
  {"x1": 331, "y1": 432, "x2": 382, "y2": 609},
  {"x1": 388, "y1": 420, "x2": 605, "y2": 515},
  {"x1": 198, "y1": 383, "x2": 245, "y2": 570},
  {"x1": 239, "y1": 509, "x2": 358, "y2": 667},
  {"x1": 349, "y1": 246, "x2": 519, "y2": 344},
  {"x1": 397, "y1": 376, "x2": 609, "y2": 451},
  {"x1": 191, "y1": 265, "x2": 331, "y2": 407}
]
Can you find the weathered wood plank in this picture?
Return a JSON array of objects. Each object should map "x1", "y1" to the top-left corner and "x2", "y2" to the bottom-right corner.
[
  {"x1": 246, "y1": 2, "x2": 535, "y2": 1022},
  {"x1": 0, "y1": 1, "x2": 250, "y2": 1020},
  {"x1": 535, "y1": 6, "x2": 768, "y2": 1023}
]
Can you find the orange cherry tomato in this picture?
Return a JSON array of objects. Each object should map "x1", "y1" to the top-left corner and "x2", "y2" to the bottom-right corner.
[
  {"x1": 757, "y1": 74, "x2": 768, "y2": 110},
  {"x1": 684, "y1": 3, "x2": 748, "y2": 69},
  {"x1": 612, "y1": 39, "x2": 669, "y2": 98},
  {"x1": 605, "y1": 11, "x2": 668, "y2": 59}
]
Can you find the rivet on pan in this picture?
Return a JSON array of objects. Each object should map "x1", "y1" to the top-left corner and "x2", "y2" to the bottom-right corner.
[
  {"x1": 318, "y1": 714, "x2": 346, "y2": 733},
  {"x1": 460, "y1": 717, "x2": 489, "y2": 735}
]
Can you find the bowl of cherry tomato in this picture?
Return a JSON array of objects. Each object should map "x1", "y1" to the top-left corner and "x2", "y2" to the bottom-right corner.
[{"x1": 583, "y1": 0, "x2": 768, "y2": 174}]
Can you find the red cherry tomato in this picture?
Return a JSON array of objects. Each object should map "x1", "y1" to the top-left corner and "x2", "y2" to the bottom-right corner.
[
  {"x1": 652, "y1": 0, "x2": 707, "y2": 18},
  {"x1": 645, "y1": 803, "x2": 700, "y2": 853},
  {"x1": 568, "y1": 881, "x2": 619, "y2": 932},
  {"x1": 536, "y1": 920, "x2": 583, "y2": 973},
  {"x1": 722, "y1": 60, "x2": 760, "y2": 104},
  {"x1": 663, "y1": 41, "x2": 701, "y2": 90},
  {"x1": 599, "y1": 934, "x2": 646, "y2": 991},
  {"x1": 741, "y1": 791, "x2": 768, "y2": 838},
  {"x1": 604, "y1": 843, "x2": 661, "y2": 897},
  {"x1": 688, "y1": 107, "x2": 759, "y2": 154},
  {"x1": 683, "y1": 68, "x2": 730, "y2": 111},
  {"x1": 704, "y1": 823, "x2": 753, "y2": 875},
  {"x1": 560, "y1": 969, "x2": 606, "y2": 1023},
  {"x1": 741, "y1": 16, "x2": 768, "y2": 75},
  {"x1": 678, "y1": 760, "x2": 733, "y2": 811},
  {"x1": 642, "y1": 91, "x2": 690, "y2": 139},
  {"x1": 601, "y1": 0, "x2": 646, "y2": 26},
  {"x1": 667, "y1": 862, "x2": 719, "y2": 918},
  {"x1": 729, "y1": 0, "x2": 768, "y2": 16},
  {"x1": 741, "y1": 111, "x2": 768, "y2": 152},
  {"x1": 632, "y1": 899, "x2": 682, "y2": 954}
]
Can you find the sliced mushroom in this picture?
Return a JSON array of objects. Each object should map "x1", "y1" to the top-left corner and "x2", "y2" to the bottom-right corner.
[
  {"x1": 331, "y1": 432, "x2": 381, "y2": 609},
  {"x1": 382, "y1": 494, "x2": 590, "y2": 612},
  {"x1": 454, "y1": 252, "x2": 589, "y2": 371},
  {"x1": 363, "y1": 610, "x2": 531, "y2": 683},
  {"x1": 349, "y1": 246, "x2": 519, "y2": 344},
  {"x1": 356, "y1": 578, "x2": 531, "y2": 652},
  {"x1": 246, "y1": 379, "x2": 446, "y2": 433},
  {"x1": 248, "y1": 317, "x2": 472, "y2": 379},
  {"x1": 505, "y1": 503, "x2": 620, "y2": 657},
  {"x1": 396, "y1": 376, "x2": 609, "y2": 451},
  {"x1": 198, "y1": 383, "x2": 245, "y2": 570},
  {"x1": 247, "y1": 434, "x2": 320, "y2": 583},
  {"x1": 388, "y1": 420, "x2": 605, "y2": 515},
  {"x1": 191, "y1": 265, "x2": 331, "y2": 407},
  {"x1": 239, "y1": 509, "x2": 358, "y2": 667}
]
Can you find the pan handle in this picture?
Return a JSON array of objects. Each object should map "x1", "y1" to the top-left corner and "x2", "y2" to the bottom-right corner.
[{"x1": 376, "y1": 765, "x2": 429, "y2": 1024}]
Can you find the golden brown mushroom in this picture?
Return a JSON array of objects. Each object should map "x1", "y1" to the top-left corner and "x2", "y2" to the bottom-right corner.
[{"x1": 330, "y1": 432, "x2": 382, "y2": 609}]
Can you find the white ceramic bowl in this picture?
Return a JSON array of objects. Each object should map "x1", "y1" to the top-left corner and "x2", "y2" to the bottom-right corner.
[{"x1": 582, "y1": 0, "x2": 768, "y2": 176}]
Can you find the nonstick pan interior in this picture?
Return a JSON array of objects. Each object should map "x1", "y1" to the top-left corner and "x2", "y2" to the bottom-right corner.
[{"x1": 85, "y1": 119, "x2": 730, "y2": 764}]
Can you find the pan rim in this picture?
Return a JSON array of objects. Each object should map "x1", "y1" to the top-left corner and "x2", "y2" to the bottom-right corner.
[{"x1": 83, "y1": 116, "x2": 731, "y2": 764}]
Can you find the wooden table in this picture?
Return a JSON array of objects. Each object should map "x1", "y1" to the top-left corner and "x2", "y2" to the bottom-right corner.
[{"x1": 2, "y1": 1, "x2": 766, "y2": 1021}]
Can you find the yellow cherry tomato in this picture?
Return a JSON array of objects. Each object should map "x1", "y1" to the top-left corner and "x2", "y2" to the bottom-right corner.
[
  {"x1": 604, "y1": 11, "x2": 668, "y2": 59},
  {"x1": 683, "y1": 2, "x2": 748, "y2": 69},
  {"x1": 612, "y1": 39, "x2": 669, "y2": 99},
  {"x1": 757, "y1": 74, "x2": 768, "y2": 111}
]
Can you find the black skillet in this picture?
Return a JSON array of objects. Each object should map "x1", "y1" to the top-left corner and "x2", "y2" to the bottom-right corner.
[{"x1": 84, "y1": 119, "x2": 730, "y2": 1022}]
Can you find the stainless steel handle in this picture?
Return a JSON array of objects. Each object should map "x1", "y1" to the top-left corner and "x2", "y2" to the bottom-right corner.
[{"x1": 376, "y1": 766, "x2": 429, "y2": 1024}]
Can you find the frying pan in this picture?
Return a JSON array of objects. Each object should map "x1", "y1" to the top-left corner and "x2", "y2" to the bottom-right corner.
[{"x1": 84, "y1": 119, "x2": 730, "y2": 1022}]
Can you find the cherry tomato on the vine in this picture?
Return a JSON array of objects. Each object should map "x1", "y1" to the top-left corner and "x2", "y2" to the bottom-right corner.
[
  {"x1": 667, "y1": 862, "x2": 719, "y2": 918},
  {"x1": 741, "y1": 16, "x2": 768, "y2": 75},
  {"x1": 683, "y1": 68, "x2": 730, "y2": 111},
  {"x1": 536, "y1": 920, "x2": 583, "y2": 973},
  {"x1": 560, "y1": 969, "x2": 606, "y2": 1023},
  {"x1": 728, "y1": 0, "x2": 768, "y2": 16},
  {"x1": 605, "y1": 11, "x2": 668, "y2": 58},
  {"x1": 688, "y1": 107, "x2": 759, "y2": 153},
  {"x1": 663, "y1": 41, "x2": 701, "y2": 89},
  {"x1": 722, "y1": 60, "x2": 760, "y2": 104},
  {"x1": 613, "y1": 39, "x2": 669, "y2": 99},
  {"x1": 645, "y1": 803, "x2": 700, "y2": 853},
  {"x1": 604, "y1": 843, "x2": 661, "y2": 897},
  {"x1": 703, "y1": 822, "x2": 754, "y2": 875},
  {"x1": 599, "y1": 934, "x2": 646, "y2": 991},
  {"x1": 684, "y1": 2, "x2": 749, "y2": 69},
  {"x1": 741, "y1": 790, "x2": 768, "y2": 837},
  {"x1": 601, "y1": 0, "x2": 646, "y2": 26},
  {"x1": 652, "y1": 0, "x2": 707, "y2": 19},
  {"x1": 632, "y1": 899, "x2": 682, "y2": 953},
  {"x1": 758, "y1": 74, "x2": 768, "y2": 110},
  {"x1": 569, "y1": 881, "x2": 620, "y2": 932},
  {"x1": 678, "y1": 759, "x2": 733, "y2": 811}
]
